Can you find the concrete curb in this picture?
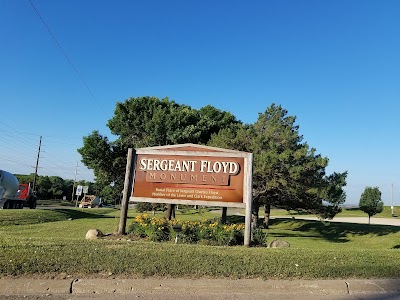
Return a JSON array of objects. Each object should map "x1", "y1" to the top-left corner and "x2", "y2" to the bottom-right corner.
[
  {"x1": 72, "y1": 278, "x2": 348, "y2": 295},
  {"x1": 0, "y1": 279, "x2": 72, "y2": 295},
  {"x1": 0, "y1": 278, "x2": 399, "y2": 296}
]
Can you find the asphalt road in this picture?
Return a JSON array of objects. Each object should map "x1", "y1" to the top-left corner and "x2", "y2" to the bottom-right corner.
[
  {"x1": 278, "y1": 215, "x2": 400, "y2": 226},
  {"x1": 212, "y1": 208, "x2": 400, "y2": 226}
]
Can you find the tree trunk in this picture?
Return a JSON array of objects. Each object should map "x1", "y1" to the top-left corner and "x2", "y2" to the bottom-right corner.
[
  {"x1": 165, "y1": 204, "x2": 176, "y2": 220},
  {"x1": 263, "y1": 202, "x2": 271, "y2": 229},
  {"x1": 252, "y1": 199, "x2": 260, "y2": 228},
  {"x1": 221, "y1": 207, "x2": 227, "y2": 224},
  {"x1": 368, "y1": 215, "x2": 371, "y2": 225}
]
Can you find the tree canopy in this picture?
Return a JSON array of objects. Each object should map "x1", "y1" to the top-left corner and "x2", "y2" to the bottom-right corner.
[
  {"x1": 15, "y1": 174, "x2": 94, "y2": 200},
  {"x1": 78, "y1": 96, "x2": 240, "y2": 204},
  {"x1": 78, "y1": 97, "x2": 347, "y2": 220},
  {"x1": 359, "y1": 186, "x2": 383, "y2": 224},
  {"x1": 208, "y1": 104, "x2": 347, "y2": 226}
]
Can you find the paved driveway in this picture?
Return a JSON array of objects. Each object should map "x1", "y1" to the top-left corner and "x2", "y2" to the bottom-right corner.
[
  {"x1": 213, "y1": 208, "x2": 400, "y2": 226},
  {"x1": 276, "y1": 216, "x2": 400, "y2": 226}
]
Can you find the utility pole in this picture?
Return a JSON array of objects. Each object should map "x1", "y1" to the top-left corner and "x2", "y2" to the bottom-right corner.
[
  {"x1": 32, "y1": 136, "x2": 42, "y2": 193},
  {"x1": 392, "y1": 182, "x2": 394, "y2": 217},
  {"x1": 71, "y1": 161, "x2": 78, "y2": 203}
]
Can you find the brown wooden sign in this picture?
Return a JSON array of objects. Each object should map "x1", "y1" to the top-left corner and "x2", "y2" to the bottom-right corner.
[
  {"x1": 130, "y1": 144, "x2": 252, "y2": 208},
  {"x1": 133, "y1": 154, "x2": 244, "y2": 203}
]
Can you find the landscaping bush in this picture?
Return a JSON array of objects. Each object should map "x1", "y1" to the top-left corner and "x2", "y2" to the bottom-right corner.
[
  {"x1": 127, "y1": 214, "x2": 171, "y2": 242},
  {"x1": 252, "y1": 227, "x2": 268, "y2": 246},
  {"x1": 127, "y1": 214, "x2": 246, "y2": 246}
]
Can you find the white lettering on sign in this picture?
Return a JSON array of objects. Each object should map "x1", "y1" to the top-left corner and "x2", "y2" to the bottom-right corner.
[
  {"x1": 199, "y1": 160, "x2": 238, "y2": 174},
  {"x1": 139, "y1": 159, "x2": 197, "y2": 172},
  {"x1": 139, "y1": 158, "x2": 239, "y2": 175}
]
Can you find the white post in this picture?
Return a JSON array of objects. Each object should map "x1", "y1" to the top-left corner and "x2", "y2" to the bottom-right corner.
[
  {"x1": 72, "y1": 161, "x2": 78, "y2": 205},
  {"x1": 244, "y1": 153, "x2": 253, "y2": 247},
  {"x1": 392, "y1": 182, "x2": 394, "y2": 217}
]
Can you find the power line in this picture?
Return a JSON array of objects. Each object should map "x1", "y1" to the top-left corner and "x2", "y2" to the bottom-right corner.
[
  {"x1": 41, "y1": 149, "x2": 79, "y2": 166},
  {"x1": 0, "y1": 121, "x2": 41, "y2": 141},
  {"x1": 0, "y1": 155, "x2": 33, "y2": 168},
  {"x1": 0, "y1": 127, "x2": 80, "y2": 170},
  {"x1": 0, "y1": 118, "x2": 94, "y2": 181},
  {"x1": 1, "y1": 133, "x2": 94, "y2": 181},
  {"x1": 0, "y1": 128, "x2": 40, "y2": 150},
  {"x1": 0, "y1": 120, "x2": 83, "y2": 163},
  {"x1": 0, "y1": 120, "x2": 87, "y2": 144},
  {"x1": 27, "y1": 0, "x2": 107, "y2": 116}
]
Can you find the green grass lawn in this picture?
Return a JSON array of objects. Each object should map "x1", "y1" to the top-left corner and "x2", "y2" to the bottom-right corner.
[
  {"x1": 337, "y1": 206, "x2": 400, "y2": 218},
  {"x1": 0, "y1": 207, "x2": 399, "y2": 279}
]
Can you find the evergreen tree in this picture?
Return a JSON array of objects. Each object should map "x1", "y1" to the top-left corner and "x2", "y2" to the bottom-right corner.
[
  {"x1": 359, "y1": 186, "x2": 383, "y2": 224},
  {"x1": 209, "y1": 104, "x2": 347, "y2": 227}
]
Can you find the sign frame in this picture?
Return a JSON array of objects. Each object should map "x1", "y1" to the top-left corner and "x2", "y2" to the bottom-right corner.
[{"x1": 121, "y1": 144, "x2": 253, "y2": 246}]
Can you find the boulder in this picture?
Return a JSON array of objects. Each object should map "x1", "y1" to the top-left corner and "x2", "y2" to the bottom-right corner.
[
  {"x1": 268, "y1": 239, "x2": 290, "y2": 248},
  {"x1": 85, "y1": 229, "x2": 104, "y2": 240}
]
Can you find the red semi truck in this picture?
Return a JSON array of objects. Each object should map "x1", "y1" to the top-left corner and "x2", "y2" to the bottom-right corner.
[{"x1": 0, "y1": 170, "x2": 36, "y2": 209}]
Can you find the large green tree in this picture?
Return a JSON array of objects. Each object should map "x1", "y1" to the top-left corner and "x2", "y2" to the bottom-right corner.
[
  {"x1": 209, "y1": 104, "x2": 347, "y2": 227},
  {"x1": 78, "y1": 96, "x2": 240, "y2": 206},
  {"x1": 79, "y1": 99, "x2": 347, "y2": 224},
  {"x1": 359, "y1": 186, "x2": 383, "y2": 224}
]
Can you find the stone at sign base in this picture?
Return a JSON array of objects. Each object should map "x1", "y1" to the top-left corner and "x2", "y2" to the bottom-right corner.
[
  {"x1": 86, "y1": 229, "x2": 104, "y2": 240},
  {"x1": 268, "y1": 239, "x2": 290, "y2": 248}
]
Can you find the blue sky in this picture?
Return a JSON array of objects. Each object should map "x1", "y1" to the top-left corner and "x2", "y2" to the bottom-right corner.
[{"x1": 1, "y1": 0, "x2": 399, "y2": 205}]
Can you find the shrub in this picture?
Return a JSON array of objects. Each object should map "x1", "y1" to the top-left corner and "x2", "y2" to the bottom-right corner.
[
  {"x1": 127, "y1": 214, "x2": 246, "y2": 246},
  {"x1": 127, "y1": 214, "x2": 170, "y2": 242},
  {"x1": 252, "y1": 228, "x2": 268, "y2": 246}
]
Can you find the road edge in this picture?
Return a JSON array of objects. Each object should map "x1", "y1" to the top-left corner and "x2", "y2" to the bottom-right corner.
[{"x1": 0, "y1": 278, "x2": 399, "y2": 296}]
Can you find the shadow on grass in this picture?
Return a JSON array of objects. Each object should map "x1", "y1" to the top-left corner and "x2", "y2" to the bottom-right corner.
[
  {"x1": 226, "y1": 215, "x2": 245, "y2": 223},
  {"x1": 177, "y1": 210, "x2": 206, "y2": 215},
  {"x1": 51, "y1": 208, "x2": 116, "y2": 220},
  {"x1": 270, "y1": 218, "x2": 400, "y2": 243},
  {"x1": 176, "y1": 208, "x2": 218, "y2": 215},
  {"x1": 342, "y1": 207, "x2": 360, "y2": 212},
  {"x1": 226, "y1": 215, "x2": 400, "y2": 243}
]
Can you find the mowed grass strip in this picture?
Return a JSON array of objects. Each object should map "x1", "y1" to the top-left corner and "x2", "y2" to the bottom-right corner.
[
  {"x1": 0, "y1": 208, "x2": 400, "y2": 279},
  {"x1": 1, "y1": 240, "x2": 399, "y2": 279},
  {"x1": 0, "y1": 208, "x2": 118, "y2": 226}
]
